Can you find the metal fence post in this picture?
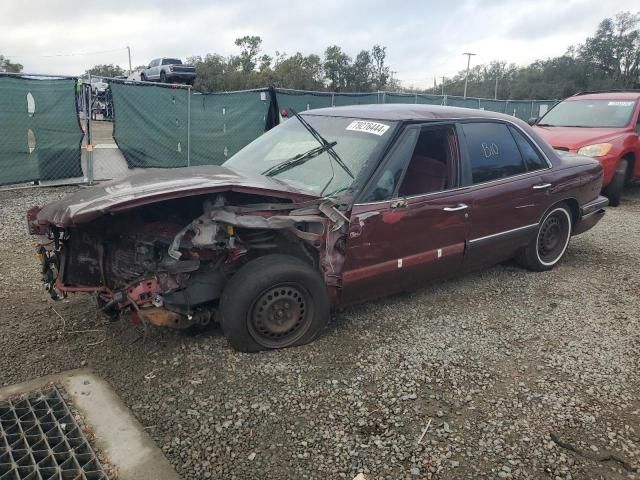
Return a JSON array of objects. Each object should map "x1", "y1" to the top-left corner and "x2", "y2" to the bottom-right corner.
[
  {"x1": 382, "y1": 91, "x2": 386, "y2": 104},
  {"x1": 443, "y1": 95, "x2": 447, "y2": 106},
  {"x1": 530, "y1": 100, "x2": 535, "y2": 119},
  {"x1": 414, "y1": 93, "x2": 418, "y2": 104},
  {"x1": 86, "y1": 74, "x2": 94, "y2": 184},
  {"x1": 187, "y1": 86, "x2": 191, "y2": 167},
  {"x1": 331, "y1": 93, "x2": 335, "y2": 107}
]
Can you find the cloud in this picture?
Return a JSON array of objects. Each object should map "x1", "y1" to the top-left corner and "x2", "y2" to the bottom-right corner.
[{"x1": 1, "y1": 0, "x2": 638, "y2": 87}]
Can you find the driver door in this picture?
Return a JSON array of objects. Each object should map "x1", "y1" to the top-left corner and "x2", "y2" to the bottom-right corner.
[{"x1": 340, "y1": 124, "x2": 472, "y2": 305}]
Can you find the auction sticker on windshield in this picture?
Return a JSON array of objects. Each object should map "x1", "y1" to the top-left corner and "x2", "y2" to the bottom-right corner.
[{"x1": 346, "y1": 120, "x2": 390, "y2": 136}]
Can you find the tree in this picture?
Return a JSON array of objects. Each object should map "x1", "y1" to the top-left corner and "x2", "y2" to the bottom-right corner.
[
  {"x1": 371, "y1": 45, "x2": 390, "y2": 90},
  {"x1": 234, "y1": 35, "x2": 263, "y2": 73},
  {"x1": 579, "y1": 11, "x2": 640, "y2": 87},
  {"x1": 323, "y1": 46, "x2": 351, "y2": 91},
  {"x1": 349, "y1": 50, "x2": 373, "y2": 91},
  {"x1": 85, "y1": 64, "x2": 125, "y2": 78},
  {"x1": 0, "y1": 55, "x2": 23, "y2": 73}
]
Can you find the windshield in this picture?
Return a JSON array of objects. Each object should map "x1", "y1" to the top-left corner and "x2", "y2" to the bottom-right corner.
[
  {"x1": 224, "y1": 115, "x2": 396, "y2": 196},
  {"x1": 539, "y1": 99, "x2": 637, "y2": 128}
]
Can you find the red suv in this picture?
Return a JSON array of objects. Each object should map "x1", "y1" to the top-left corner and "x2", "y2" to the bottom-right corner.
[{"x1": 532, "y1": 91, "x2": 640, "y2": 206}]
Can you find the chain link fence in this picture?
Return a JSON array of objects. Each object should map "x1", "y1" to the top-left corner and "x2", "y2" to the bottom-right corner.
[{"x1": 0, "y1": 72, "x2": 557, "y2": 187}]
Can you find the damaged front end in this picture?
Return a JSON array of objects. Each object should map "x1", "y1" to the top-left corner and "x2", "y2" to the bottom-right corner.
[{"x1": 31, "y1": 192, "x2": 348, "y2": 330}]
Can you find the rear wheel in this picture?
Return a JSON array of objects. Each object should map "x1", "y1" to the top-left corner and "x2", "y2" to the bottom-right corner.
[
  {"x1": 220, "y1": 254, "x2": 330, "y2": 352},
  {"x1": 160, "y1": 71, "x2": 167, "y2": 83},
  {"x1": 518, "y1": 203, "x2": 572, "y2": 271},
  {"x1": 605, "y1": 158, "x2": 628, "y2": 207}
]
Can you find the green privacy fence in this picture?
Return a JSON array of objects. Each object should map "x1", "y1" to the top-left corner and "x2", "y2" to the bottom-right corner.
[
  {"x1": 111, "y1": 83, "x2": 270, "y2": 168},
  {"x1": 0, "y1": 75, "x2": 83, "y2": 186},
  {"x1": 0, "y1": 74, "x2": 557, "y2": 186},
  {"x1": 275, "y1": 88, "x2": 556, "y2": 118}
]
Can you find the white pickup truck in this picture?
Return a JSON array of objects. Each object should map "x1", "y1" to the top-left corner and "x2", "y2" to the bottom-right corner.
[{"x1": 140, "y1": 58, "x2": 196, "y2": 85}]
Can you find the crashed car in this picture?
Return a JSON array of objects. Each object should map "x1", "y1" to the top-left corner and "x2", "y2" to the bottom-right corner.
[{"x1": 28, "y1": 105, "x2": 608, "y2": 352}]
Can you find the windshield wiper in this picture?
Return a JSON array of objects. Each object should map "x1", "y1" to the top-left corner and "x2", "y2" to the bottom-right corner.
[
  {"x1": 262, "y1": 141, "x2": 337, "y2": 177},
  {"x1": 290, "y1": 109, "x2": 355, "y2": 180}
]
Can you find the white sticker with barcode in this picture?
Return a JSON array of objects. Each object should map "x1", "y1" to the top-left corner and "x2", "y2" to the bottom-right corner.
[
  {"x1": 346, "y1": 120, "x2": 390, "y2": 136},
  {"x1": 608, "y1": 101, "x2": 634, "y2": 106}
]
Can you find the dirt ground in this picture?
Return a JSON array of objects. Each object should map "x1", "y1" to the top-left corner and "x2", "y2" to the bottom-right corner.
[{"x1": 0, "y1": 185, "x2": 638, "y2": 480}]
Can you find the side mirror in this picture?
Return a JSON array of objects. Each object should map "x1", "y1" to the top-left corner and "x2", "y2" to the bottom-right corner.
[{"x1": 527, "y1": 117, "x2": 538, "y2": 126}]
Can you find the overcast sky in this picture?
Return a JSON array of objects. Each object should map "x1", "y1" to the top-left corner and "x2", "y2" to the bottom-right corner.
[{"x1": 1, "y1": 0, "x2": 637, "y2": 88}]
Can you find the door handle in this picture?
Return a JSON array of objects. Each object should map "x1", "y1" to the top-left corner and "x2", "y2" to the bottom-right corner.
[
  {"x1": 532, "y1": 183, "x2": 552, "y2": 190},
  {"x1": 443, "y1": 203, "x2": 468, "y2": 212}
]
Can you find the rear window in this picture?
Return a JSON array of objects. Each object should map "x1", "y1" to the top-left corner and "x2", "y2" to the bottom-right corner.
[
  {"x1": 539, "y1": 99, "x2": 637, "y2": 128},
  {"x1": 461, "y1": 122, "x2": 526, "y2": 184},
  {"x1": 162, "y1": 58, "x2": 182, "y2": 65}
]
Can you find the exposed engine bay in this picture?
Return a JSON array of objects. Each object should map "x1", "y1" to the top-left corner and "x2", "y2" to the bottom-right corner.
[{"x1": 35, "y1": 191, "x2": 347, "y2": 330}]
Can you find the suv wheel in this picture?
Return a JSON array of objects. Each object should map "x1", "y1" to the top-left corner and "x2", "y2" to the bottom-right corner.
[
  {"x1": 160, "y1": 71, "x2": 167, "y2": 83},
  {"x1": 605, "y1": 159, "x2": 628, "y2": 207},
  {"x1": 219, "y1": 254, "x2": 330, "y2": 352},
  {"x1": 518, "y1": 203, "x2": 572, "y2": 271},
  {"x1": 140, "y1": 73, "x2": 146, "y2": 82}
]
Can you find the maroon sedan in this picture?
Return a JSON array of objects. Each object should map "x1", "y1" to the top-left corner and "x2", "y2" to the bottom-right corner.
[{"x1": 28, "y1": 105, "x2": 607, "y2": 352}]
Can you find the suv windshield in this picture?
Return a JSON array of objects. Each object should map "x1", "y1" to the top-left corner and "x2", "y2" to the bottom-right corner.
[
  {"x1": 162, "y1": 58, "x2": 182, "y2": 65},
  {"x1": 539, "y1": 99, "x2": 637, "y2": 128},
  {"x1": 224, "y1": 115, "x2": 396, "y2": 196}
]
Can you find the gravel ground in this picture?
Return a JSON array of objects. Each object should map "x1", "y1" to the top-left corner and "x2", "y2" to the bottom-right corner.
[{"x1": 1, "y1": 184, "x2": 639, "y2": 480}]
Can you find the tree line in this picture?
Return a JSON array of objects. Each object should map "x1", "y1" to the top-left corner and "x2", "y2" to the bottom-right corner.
[
  {"x1": 2, "y1": 10, "x2": 638, "y2": 100},
  {"x1": 427, "y1": 11, "x2": 640, "y2": 99}
]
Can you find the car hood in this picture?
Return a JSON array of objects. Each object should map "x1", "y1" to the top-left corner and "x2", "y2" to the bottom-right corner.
[
  {"x1": 36, "y1": 165, "x2": 317, "y2": 227},
  {"x1": 533, "y1": 126, "x2": 624, "y2": 150}
]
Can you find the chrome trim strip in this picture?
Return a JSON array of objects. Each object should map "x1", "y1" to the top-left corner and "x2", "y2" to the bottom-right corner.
[{"x1": 469, "y1": 223, "x2": 539, "y2": 244}]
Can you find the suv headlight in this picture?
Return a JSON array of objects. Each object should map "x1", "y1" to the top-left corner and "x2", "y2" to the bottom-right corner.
[{"x1": 577, "y1": 143, "x2": 613, "y2": 157}]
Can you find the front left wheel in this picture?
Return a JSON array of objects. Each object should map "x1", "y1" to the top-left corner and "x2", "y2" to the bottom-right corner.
[
  {"x1": 518, "y1": 203, "x2": 573, "y2": 272},
  {"x1": 219, "y1": 254, "x2": 330, "y2": 352}
]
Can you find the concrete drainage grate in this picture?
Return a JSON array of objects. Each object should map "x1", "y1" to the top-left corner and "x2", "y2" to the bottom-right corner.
[{"x1": 0, "y1": 386, "x2": 108, "y2": 480}]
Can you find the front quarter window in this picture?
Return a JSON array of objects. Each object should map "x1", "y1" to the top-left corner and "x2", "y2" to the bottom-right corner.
[{"x1": 224, "y1": 115, "x2": 396, "y2": 196}]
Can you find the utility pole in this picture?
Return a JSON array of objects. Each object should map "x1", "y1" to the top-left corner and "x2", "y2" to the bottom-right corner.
[
  {"x1": 462, "y1": 52, "x2": 476, "y2": 99},
  {"x1": 441, "y1": 76, "x2": 445, "y2": 96},
  {"x1": 494, "y1": 75, "x2": 499, "y2": 100},
  {"x1": 127, "y1": 46, "x2": 132, "y2": 76}
]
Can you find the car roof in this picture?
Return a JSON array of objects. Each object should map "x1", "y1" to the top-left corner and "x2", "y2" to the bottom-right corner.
[
  {"x1": 566, "y1": 91, "x2": 640, "y2": 101},
  {"x1": 302, "y1": 103, "x2": 524, "y2": 122}
]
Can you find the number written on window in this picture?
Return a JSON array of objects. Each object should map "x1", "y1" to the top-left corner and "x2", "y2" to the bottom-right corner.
[{"x1": 461, "y1": 123, "x2": 526, "y2": 184}]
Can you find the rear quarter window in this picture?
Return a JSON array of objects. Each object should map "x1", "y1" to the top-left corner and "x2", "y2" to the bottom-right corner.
[
  {"x1": 461, "y1": 122, "x2": 526, "y2": 184},
  {"x1": 509, "y1": 126, "x2": 548, "y2": 171}
]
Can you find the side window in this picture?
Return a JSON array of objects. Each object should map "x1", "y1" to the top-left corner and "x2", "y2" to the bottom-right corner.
[
  {"x1": 398, "y1": 125, "x2": 457, "y2": 196},
  {"x1": 509, "y1": 126, "x2": 548, "y2": 171},
  {"x1": 150, "y1": 59, "x2": 159, "y2": 67},
  {"x1": 363, "y1": 124, "x2": 458, "y2": 201},
  {"x1": 461, "y1": 122, "x2": 526, "y2": 184},
  {"x1": 363, "y1": 128, "x2": 419, "y2": 202}
]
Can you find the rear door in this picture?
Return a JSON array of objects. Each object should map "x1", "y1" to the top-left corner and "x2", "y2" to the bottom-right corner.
[
  {"x1": 458, "y1": 121, "x2": 553, "y2": 269},
  {"x1": 341, "y1": 123, "x2": 473, "y2": 304},
  {"x1": 148, "y1": 59, "x2": 160, "y2": 80}
]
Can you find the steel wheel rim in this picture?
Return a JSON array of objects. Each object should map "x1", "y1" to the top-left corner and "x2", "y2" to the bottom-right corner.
[
  {"x1": 247, "y1": 283, "x2": 313, "y2": 348},
  {"x1": 537, "y1": 208, "x2": 571, "y2": 265}
]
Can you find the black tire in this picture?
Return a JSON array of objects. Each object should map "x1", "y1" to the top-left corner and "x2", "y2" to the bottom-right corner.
[
  {"x1": 517, "y1": 203, "x2": 572, "y2": 272},
  {"x1": 140, "y1": 73, "x2": 147, "y2": 82},
  {"x1": 605, "y1": 159, "x2": 628, "y2": 207},
  {"x1": 219, "y1": 254, "x2": 330, "y2": 352},
  {"x1": 160, "y1": 71, "x2": 167, "y2": 83}
]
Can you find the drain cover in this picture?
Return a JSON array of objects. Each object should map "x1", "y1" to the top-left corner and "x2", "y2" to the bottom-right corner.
[{"x1": 0, "y1": 386, "x2": 108, "y2": 480}]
